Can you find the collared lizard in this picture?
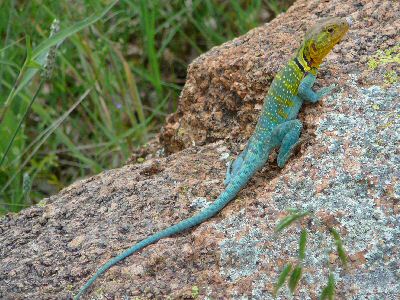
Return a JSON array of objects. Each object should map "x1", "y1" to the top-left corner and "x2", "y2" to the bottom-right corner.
[{"x1": 75, "y1": 17, "x2": 349, "y2": 299}]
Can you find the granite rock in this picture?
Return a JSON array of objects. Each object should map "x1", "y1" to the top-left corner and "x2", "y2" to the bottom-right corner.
[{"x1": 1, "y1": 0, "x2": 399, "y2": 299}]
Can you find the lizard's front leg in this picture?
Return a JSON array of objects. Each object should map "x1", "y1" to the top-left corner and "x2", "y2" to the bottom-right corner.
[{"x1": 298, "y1": 73, "x2": 335, "y2": 103}]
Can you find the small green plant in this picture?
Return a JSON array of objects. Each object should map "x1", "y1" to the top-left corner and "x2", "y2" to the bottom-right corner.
[
  {"x1": 288, "y1": 264, "x2": 303, "y2": 294},
  {"x1": 329, "y1": 228, "x2": 347, "y2": 268},
  {"x1": 273, "y1": 209, "x2": 348, "y2": 298},
  {"x1": 275, "y1": 210, "x2": 310, "y2": 232}
]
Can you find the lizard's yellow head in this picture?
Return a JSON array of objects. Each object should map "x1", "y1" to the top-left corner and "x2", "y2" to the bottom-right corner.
[{"x1": 300, "y1": 17, "x2": 349, "y2": 69}]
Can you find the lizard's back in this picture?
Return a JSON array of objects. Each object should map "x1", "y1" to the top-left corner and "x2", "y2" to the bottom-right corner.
[{"x1": 255, "y1": 59, "x2": 305, "y2": 134}]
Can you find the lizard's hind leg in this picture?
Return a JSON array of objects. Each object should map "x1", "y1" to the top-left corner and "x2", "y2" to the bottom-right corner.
[
  {"x1": 270, "y1": 119, "x2": 303, "y2": 168},
  {"x1": 224, "y1": 139, "x2": 252, "y2": 186}
]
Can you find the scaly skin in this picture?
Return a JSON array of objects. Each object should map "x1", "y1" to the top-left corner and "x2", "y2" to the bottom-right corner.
[{"x1": 74, "y1": 17, "x2": 349, "y2": 299}]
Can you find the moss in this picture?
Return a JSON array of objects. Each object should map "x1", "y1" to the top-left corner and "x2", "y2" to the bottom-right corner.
[
  {"x1": 191, "y1": 285, "x2": 200, "y2": 298},
  {"x1": 367, "y1": 44, "x2": 399, "y2": 85},
  {"x1": 367, "y1": 44, "x2": 400, "y2": 70},
  {"x1": 37, "y1": 199, "x2": 47, "y2": 207},
  {"x1": 384, "y1": 70, "x2": 398, "y2": 84}
]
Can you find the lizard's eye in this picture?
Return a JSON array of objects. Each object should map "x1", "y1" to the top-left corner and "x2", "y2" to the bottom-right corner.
[{"x1": 327, "y1": 27, "x2": 335, "y2": 34}]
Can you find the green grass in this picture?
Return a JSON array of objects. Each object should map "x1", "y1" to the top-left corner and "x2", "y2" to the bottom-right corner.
[{"x1": 0, "y1": 0, "x2": 293, "y2": 213}]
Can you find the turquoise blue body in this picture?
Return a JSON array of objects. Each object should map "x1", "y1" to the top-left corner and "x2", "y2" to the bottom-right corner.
[{"x1": 74, "y1": 56, "x2": 334, "y2": 300}]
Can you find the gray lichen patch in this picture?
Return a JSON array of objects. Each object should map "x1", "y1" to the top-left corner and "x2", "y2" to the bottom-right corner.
[{"x1": 216, "y1": 210, "x2": 264, "y2": 282}]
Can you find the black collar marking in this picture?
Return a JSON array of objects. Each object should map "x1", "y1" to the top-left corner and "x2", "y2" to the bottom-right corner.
[{"x1": 294, "y1": 57, "x2": 306, "y2": 73}]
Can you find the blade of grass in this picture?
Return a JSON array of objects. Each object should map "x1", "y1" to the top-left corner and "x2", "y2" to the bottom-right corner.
[
  {"x1": 273, "y1": 263, "x2": 292, "y2": 297},
  {"x1": 139, "y1": 0, "x2": 163, "y2": 99},
  {"x1": 275, "y1": 210, "x2": 310, "y2": 232},
  {"x1": 0, "y1": 80, "x2": 45, "y2": 167},
  {"x1": 1, "y1": 88, "x2": 93, "y2": 194},
  {"x1": 113, "y1": 47, "x2": 146, "y2": 128},
  {"x1": 299, "y1": 229, "x2": 307, "y2": 260},
  {"x1": 0, "y1": 46, "x2": 29, "y2": 124},
  {"x1": 330, "y1": 228, "x2": 348, "y2": 268},
  {"x1": 0, "y1": 0, "x2": 16, "y2": 94},
  {"x1": 320, "y1": 273, "x2": 335, "y2": 300},
  {"x1": 15, "y1": 0, "x2": 118, "y2": 96},
  {"x1": 1, "y1": 18, "x2": 60, "y2": 167},
  {"x1": 32, "y1": 0, "x2": 118, "y2": 60},
  {"x1": 288, "y1": 265, "x2": 302, "y2": 294},
  {"x1": 0, "y1": 37, "x2": 24, "y2": 54}
]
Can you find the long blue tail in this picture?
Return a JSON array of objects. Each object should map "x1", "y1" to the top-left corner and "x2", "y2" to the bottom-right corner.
[{"x1": 74, "y1": 178, "x2": 248, "y2": 299}]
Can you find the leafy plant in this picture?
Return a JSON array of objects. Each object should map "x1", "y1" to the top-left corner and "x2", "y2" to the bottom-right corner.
[{"x1": 273, "y1": 210, "x2": 348, "y2": 298}]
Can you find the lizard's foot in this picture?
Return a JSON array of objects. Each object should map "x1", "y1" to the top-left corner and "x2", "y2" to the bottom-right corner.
[
  {"x1": 316, "y1": 84, "x2": 336, "y2": 98},
  {"x1": 298, "y1": 73, "x2": 335, "y2": 103}
]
